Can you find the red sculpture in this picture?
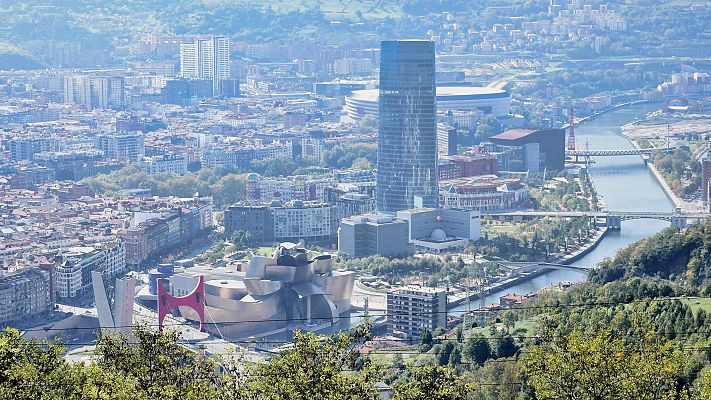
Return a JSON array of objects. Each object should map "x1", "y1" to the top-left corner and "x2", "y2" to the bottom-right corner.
[{"x1": 157, "y1": 275, "x2": 206, "y2": 331}]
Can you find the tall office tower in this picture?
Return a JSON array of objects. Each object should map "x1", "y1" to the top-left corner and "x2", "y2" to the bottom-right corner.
[
  {"x1": 376, "y1": 40, "x2": 438, "y2": 212},
  {"x1": 180, "y1": 36, "x2": 230, "y2": 95}
]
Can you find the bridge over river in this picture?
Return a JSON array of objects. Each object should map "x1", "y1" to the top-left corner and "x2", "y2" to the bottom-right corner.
[
  {"x1": 566, "y1": 148, "x2": 657, "y2": 157},
  {"x1": 565, "y1": 147, "x2": 675, "y2": 162},
  {"x1": 483, "y1": 210, "x2": 709, "y2": 229},
  {"x1": 497, "y1": 261, "x2": 590, "y2": 276}
]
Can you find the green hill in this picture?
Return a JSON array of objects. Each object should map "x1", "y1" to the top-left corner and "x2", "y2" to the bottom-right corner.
[{"x1": 0, "y1": 41, "x2": 44, "y2": 70}]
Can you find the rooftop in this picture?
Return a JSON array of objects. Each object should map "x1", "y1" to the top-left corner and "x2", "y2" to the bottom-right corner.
[
  {"x1": 490, "y1": 128, "x2": 537, "y2": 141},
  {"x1": 349, "y1": 86, "x2": 508, "y2": 102}
]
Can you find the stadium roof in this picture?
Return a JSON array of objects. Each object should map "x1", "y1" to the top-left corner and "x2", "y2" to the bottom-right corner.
[{"x1": 348, "y1": 86, "x2": 508, "y2": 102}]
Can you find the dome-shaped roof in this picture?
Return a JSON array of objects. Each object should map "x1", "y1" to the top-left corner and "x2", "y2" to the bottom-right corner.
[
  {"x1": 246, "y1": 173, "x2": 259, "y2": 181},
  {"x1": 431, "y1": 228, "x2": 447, "y2": 241}
]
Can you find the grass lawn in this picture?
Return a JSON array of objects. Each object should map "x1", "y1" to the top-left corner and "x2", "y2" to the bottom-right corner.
[
  {"x1": 679, "y1": 297, "x2": 711, "y2": 314},
  {"x1": 256, "y1": 246, "x2": 275, "y2": 256},
  {"x1": 481, "y1": 220, "x2": 518, "y2": 238},
  {"x1": 465, "y1": 316, "x2": 539, "y2": 339},
  {"x1": 368, "y1": 346, "x2": 426, "y2": 366}
]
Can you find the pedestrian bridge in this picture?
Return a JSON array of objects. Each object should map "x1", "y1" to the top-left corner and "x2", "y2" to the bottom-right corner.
[{"x1": 483, "y1": 210, "x2": 708, "y2": 230}]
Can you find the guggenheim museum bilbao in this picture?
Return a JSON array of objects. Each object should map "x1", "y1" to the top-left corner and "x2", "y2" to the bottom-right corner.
[
  {"x1": 143, "y1": 243, "x2": 354, "y2": 338},
  {"x1": 345, "y1": 85, "x2": 511, "y2": 120}
]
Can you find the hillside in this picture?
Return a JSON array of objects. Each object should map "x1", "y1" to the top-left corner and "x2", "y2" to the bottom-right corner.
[
  {"x1": 0, "y1": 41, "x2": 44, "y2": 70},
  {"x1": 0, "y1": 1, "x2": 708, "y2": 59},
  {"x1": 589, "y1": 218, "x2": 711, "y2": 288}
]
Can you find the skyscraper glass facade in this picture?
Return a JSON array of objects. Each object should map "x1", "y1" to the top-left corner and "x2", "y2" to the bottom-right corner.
[{"x1": 377, "y1": 40, "x2": 438, "y2": 212}]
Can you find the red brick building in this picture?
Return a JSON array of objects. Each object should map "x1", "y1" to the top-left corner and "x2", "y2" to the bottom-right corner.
[{"x1": 437, "y1": 154, "x2": 499, "y2": 181}]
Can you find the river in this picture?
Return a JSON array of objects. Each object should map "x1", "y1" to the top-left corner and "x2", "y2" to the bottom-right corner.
[
  {"x1": 450, "y1": 102, "x2": 674, "y2": 313},
  {"x1": 270, "y1": 102, "x2": 675, "y2": 337}
]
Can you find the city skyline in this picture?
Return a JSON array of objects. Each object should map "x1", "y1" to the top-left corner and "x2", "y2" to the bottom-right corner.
[{"x1": 0, "y1": 1, "x2": 710, "y2": 396}]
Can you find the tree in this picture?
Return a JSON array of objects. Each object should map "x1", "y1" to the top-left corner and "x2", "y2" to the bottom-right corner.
[
  {"x1": 502, "y1": 312, "x2": 517, "y2": 333},
  {"x1": 493, "y1": 334, "x2": 517, "y2": 359},
  {"x1": 475, "y1": 115, "x2": 503, "y2": 140},
  {"x1": 697, "y1": 367, "x2": 711, "y2": 400},
  {"x1": 447, "y1": 346, "x2": 462, "y2": 369},
  {"x1": 436, "y1": 341, "x2": 455, "y2": 366},
  {"x1": 0, "y1": 328, "x2": 135, "y2": 400},
  {"x1": 95, "y1": 327, "x2": 223, "y2": 399},
  {"x1": 237, "y1": 327, "x2": 379, "y2": 399},
  {"x1": 464, "y1": 333, "x2": 492, "y2": 366},
  {"x1": 251, "y1": 156, "x2": 313, "y2": 177},
  {"x1": 419, "y1": 328, "x2": 433, "y2": 351},
  {"x1": 212, "y1": 174, "x2": 246, "y2": 208},
  {"x1": 351, "y1": 157, "x2": 374, "y2": 170},
  {"x1": 393, "y1": 365, "x2": 475, "y2": 400},
  {"x1": 455, "y1": 326, "x2": 464, "y2": 343},
  {"x1": 523, "y1": 330, "x2": 687, "y2": 400},
  {"x1": 358, "y1": 114, "x2": 378, "y2": 132},
  {"x1": 230, "y1": 230, "x2": 253, "y2": 250}
]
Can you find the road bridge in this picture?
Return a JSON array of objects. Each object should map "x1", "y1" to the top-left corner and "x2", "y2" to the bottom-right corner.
[
  {"x1": 565, "y1": 147, "x2": 675, "y2": 163},
  {"x1": 496, "y1": 261, "x2": 589, "y2": 276},
  {"x1": 566, "y1": 148, "x2": 658, "y2": 157},
  {"x1": 483, "y1": 210, "x2": 709, "y2": 230}
]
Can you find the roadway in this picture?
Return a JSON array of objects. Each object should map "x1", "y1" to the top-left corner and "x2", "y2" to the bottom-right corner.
[
  {"x1": 566, "y1": 148, "x2": 656, "y2": 157},
  {"x1": 483, "y1": 210, "x2": 709, "y2": 219}
]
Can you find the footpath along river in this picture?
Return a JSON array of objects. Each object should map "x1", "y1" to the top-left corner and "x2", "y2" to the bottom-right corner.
[{"x1": 450, "y1": 102, "x2": 674, "y2": 313}]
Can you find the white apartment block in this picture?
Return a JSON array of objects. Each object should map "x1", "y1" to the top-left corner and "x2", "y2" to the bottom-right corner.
[
  {"x1": 56, "y1": 241, "x2": 126, "y2": 302},
  {"x1": 387, "y1": 285, "x2": 447, "y2": 340},
  {"x1": 64, "y1": 76, "x2": 92, "y2": 108},
  {"x1": 142, "y1": 154, "x2": 189, "y2": 175},
  {"x1": 271, "y1": 203, "x2": 332, "y2": 241},
  {"x1": 202, "y1": 143, "x2": 292, "y2": 169},
  {"x1": 180, "y1": 36, "x2": 230, "y2": 95},
  {"x1": 301, "y1": 138, "x2": 326, "y2": 163},
  {"x1": 64, "y1": 75, "x2": 125, "y2": 109},
  {"x1": 334, "y1": 57, "x2": 373, "y2": 76},
  {"x1": 246, "y1": 173, "x2": 335, "y2": 202},
  {"x1": 95, "y1": 132, "x2": 145, "y2": 162}
]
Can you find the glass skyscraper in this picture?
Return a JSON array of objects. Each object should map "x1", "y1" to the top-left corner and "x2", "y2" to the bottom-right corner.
[{"x1": 376, "y1": 40, "x2": 438, "y2": 212}]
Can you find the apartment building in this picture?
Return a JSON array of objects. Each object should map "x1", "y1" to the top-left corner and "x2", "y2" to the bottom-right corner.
[
  {"x1": 7, "y1": 135, "x2": 58, "y2": 161},
  {"x1": 180, "y1": 36, "x2": 230, "y2": 95},
  {"x1": 122, "y1": 198, "x2": 213, "y2": 267},
  {"x1": 95, "y1": 132, "x2": 145, "y2": 162},
  {"x1": 55, "y1": 241, "x2": 126, "y2": 303},
  {"x1": 0, "y1": 268, "x2": 52, "y2": 326},
  {"x1": 142, "y1": 154, "x2": 189, "y2": 175},
  {"x1": 224, "y1": 200, "x2": 333, "y2": 243},
  {"x1": 64, "y1": 75, "x2": 125, "y2": 109},
  {"x1": 387, "y1": 285, "x2": 447, "y2": 340}
]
